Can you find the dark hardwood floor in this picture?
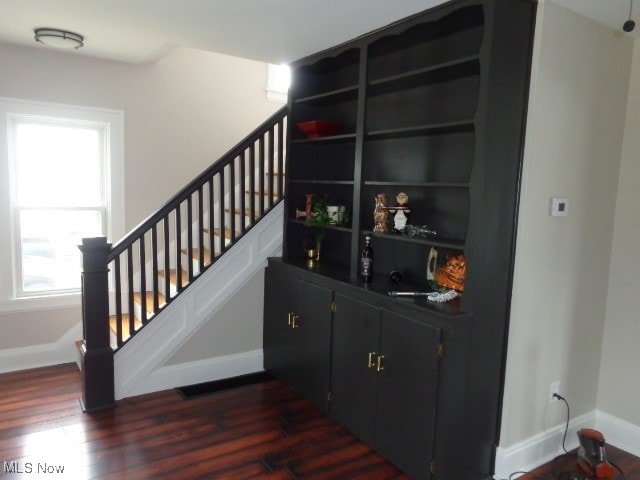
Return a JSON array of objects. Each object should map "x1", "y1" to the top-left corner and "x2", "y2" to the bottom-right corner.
[
  {"x1": 0, "y1": 364, "x2": 409, "y2": 479},
  {"x1": 2, "y1": 364, "x2": 638, "y2": 479},
  {"x1": 516, "y1": 444, "x2": 640, "y2": 480}
]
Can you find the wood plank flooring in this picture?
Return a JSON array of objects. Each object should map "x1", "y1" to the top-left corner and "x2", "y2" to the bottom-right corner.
[
  {"x1": 2, "y1": 364, "x2": 639, "y2": 479},
  {"x1": 516, "y1": 444, "x2": 640, "y2": 480},
  {"x1": 0, "y1": 364, "x2": 409, "y2": 479}
]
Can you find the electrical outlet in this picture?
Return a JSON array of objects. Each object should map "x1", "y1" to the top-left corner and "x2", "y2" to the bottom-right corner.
[{"x1": 549, "y1": 381, "x2": 560, "y2": 402}]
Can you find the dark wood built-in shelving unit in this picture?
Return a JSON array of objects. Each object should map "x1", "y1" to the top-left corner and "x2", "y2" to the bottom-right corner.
[{"x1": 264, "y1": 1, "x2": 536, "y2": 478}]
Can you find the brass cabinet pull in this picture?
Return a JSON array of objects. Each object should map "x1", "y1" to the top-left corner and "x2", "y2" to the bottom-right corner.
[
  {"x1": 368, "y1": 352, "x2": 377, "y2": 369},
  {"x1": 287, "y1": 312, "x2": 294, "y2": 326},
  {"x1": 376, "y1": 355, "x2": 385, "y2": 372},
  {"x1": 291, "y1": 314, "x2": 300, "y2": 329}
]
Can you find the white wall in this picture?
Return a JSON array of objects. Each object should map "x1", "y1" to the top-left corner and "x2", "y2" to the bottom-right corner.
[
  {"x1": 499, "y1": 0, "x2": 632, "y2": 462},
  {"x1": 598, "y1": 40, "x2": 640, "y2": 427},
  {"x1": 0, "y1": 42, "x2": 279, "y2": 369}
]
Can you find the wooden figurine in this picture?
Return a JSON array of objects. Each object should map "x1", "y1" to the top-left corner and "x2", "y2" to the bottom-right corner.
[{"x1": 373, "y1": 193, "x2": 389, "y2": 233}]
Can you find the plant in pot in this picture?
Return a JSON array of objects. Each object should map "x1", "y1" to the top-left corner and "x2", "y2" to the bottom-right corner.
[
  {"x1": 304, "y1": 196, "x2": 331, "y2": 261},
  {"x1": 304, "y1": 196, "x2": 350, "y2": 261}
]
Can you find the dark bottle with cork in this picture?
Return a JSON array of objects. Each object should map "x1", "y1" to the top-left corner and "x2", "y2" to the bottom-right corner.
[{"x1": 360, "y1": 234, "x2": 373, "y2": 283}]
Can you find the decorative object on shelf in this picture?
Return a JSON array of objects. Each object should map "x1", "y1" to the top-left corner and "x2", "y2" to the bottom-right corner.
[
  {"x1": 426, "y1": 289, "x2": 459, "y2": 303},
  {"x1": 297, "y1": 121, "x2": 342, "y2": 139},
  {"x1": 373, "y1": 193, "x2": 389, "y2": 232},
  {"x1": 388, "y1": 269, "x2": 403, "y2": 283},
  {"x1": 304, "y1": 196, "x2": 349, "y2": 261},
  {"x1": 387, "y1": 192, "x2": 412, "y2": 233},
  {"x1": 403, "y1": 224, "x2": 438, "y2": 239},
  {"x1": 387, "y1": 289, "x2": 458, "y2": 303},
  {"x1": 295, "y1": 208, "x2": 307, "y2": 220},
  {"x1": 305, "y1": 193, "x2": 314, "y2": 220},
  {"x1": 326, "y1": 196, "x2": 349, "y2": 225},
  {"x1": 303, "y1": 238, "x2": 319, "y2": 264},
  {"x1": 428, "y1": 247, "x2": 466, "y2": 293},
  {"x1": 360, "y1": 234, "x2": 374, "y2": 283}
]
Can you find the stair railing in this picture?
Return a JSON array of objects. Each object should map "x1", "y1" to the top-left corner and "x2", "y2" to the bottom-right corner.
[{"x1": 79, "y1": 106, "x2": 287, "y2": 411}]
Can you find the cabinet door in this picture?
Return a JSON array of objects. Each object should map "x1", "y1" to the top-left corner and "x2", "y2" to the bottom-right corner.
[
  {"x1": 292, "y1": 278, "x2": 333, "y2": 412},
  {"x1": 376, "y1": 310, "x2": 442, "y2": 480},
  {"x1": 263, "y1": 268, "x2": 333, "y2": 412},
  {"x1": 330, "y1": 292, "x2": 380, "y2": 446},
  {"x1": 263, "y1": 268, "x2": 298, "y2": 386}
]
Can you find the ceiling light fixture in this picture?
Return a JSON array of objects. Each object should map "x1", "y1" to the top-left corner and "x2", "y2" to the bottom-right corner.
[
  {"x1": 34, "y1": 28, "x2": 84, "y2": 49},
  {"x1": 624, "y1": 0, "x2": 636, "y2": 32}
]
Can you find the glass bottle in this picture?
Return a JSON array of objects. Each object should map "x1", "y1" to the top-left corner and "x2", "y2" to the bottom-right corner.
[{"x1": 360, "y1": 234, "x2": 373, "y2": 283}]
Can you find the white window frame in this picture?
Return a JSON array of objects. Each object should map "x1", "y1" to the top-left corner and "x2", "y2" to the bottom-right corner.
[
  {"x1": 0, "y1": 97, "x2": 124, "y2": 313},
  {"x1": 266, "y1": 64, "x2": 290, "y2": 104}
]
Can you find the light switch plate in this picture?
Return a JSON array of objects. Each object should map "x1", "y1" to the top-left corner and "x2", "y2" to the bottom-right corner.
[{"x1": 550, "y1": 198, "x2": 569, "y2": 217}]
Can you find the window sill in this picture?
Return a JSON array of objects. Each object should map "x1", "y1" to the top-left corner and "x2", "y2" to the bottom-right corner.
[{"x1": 0, "y1": 293, "x2": 82, "y2": 314}]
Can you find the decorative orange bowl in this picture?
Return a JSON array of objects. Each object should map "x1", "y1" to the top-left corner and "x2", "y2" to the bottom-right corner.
[{"x1": 297, "y1": 121, "x2": 341, "y2": 139}]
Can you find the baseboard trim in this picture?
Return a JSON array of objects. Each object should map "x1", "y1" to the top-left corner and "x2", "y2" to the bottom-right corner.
[
  {"x1": 0, "y1": 322, "x2": 82, "y2": 374},
  {"x1": 595, "y1": 410, "x2": 640, "y2": 457},
  {"x1": 495, "y1": 410, "x2": 640, "y2": 479},
  {"x1": 126, "y1": 349, "x2": 264, "y2": 398},
  {"x1": 494, "y1": 410, "x2": 595, "y2": 479}
]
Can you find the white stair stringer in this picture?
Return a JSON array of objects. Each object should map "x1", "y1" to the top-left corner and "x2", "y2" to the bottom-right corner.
[{"x1": 113, "y1": 202, "x2": 284, "y2": 400}]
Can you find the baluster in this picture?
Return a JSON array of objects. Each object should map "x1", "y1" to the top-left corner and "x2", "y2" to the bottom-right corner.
[
  {"x1": 268, "y1": 126, "x2": 274, "y2": 210},
  {"x1": 151, "y1": 224, "x2": 159, "y2": 311},
  {"x1": 198, "y1": 185, "x2": 205, "y2": 271},
  {"x1": 249, "y1": 144, "x2": 256, "y2": 224},
  {"x1": 277, "y1": 118, "x2": 284, "y2": 201},
  {"x1": 114, "y1": 256, "x2": 122, "y2": 348},
  {"x1": 219, "y1": 168, "x2": 226, "y2": 255},
  {"x1": 163, "y1": 216, "x2": 171, "y2": 301},
  {"x1": 175, "y1": 206, "x2": 182, "y2": 291},
  {"x1": 208, "y1": 178, "x2": 215, "y2": 260},
  {"x1": 139, "y1": 235, "x2": 147, "y2": 325},
  {"x1": 229, "y1": 158, "x2": 236, "y2": 243},
  {"x1": 239, "y1": 151, "x2": 246, "y2": 233},
  {"x1": 187, "y1": 196, "x2": 194, "y2": 282},
  {"x1": 258, "y1": 136, "x2": 265, "y2": 216},
  {"x1": 127, "y1": 244, "x2": 135, "y2": 339}
]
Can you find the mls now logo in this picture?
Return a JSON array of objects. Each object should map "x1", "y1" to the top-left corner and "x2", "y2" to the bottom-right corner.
[{"x1": 4, "y1": 461, "x2": 65, "y2": 474}]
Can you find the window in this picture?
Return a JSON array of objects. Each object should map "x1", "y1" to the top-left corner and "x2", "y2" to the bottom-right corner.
[
  {"x1": 266, "y1": 64, "x2": 290, "y2": 103},
  {"x1": 0, "y1": 98, "x2": 123, "y2": 310}
]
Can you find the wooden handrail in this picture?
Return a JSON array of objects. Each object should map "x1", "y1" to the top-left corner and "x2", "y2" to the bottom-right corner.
[{"x1": 108, "y1": 107, "x2": 287, "y2": 260}]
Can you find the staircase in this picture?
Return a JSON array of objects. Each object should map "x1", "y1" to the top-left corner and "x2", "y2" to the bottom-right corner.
[{"x1": 78, "y1": 107, "x2": 287, "y2": 411}]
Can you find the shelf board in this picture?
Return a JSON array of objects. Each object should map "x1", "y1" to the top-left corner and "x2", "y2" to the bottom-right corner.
[
  {"x1": 368, "y1": 55, "x2": 480, "y2": 93},
  {"x1": 290, "y1": 179, "x2": 355, "y2": 185},
  {"x1": 365, "y1": 230, "x2": 465, "y2": 250},
  {"x1": 294, "y1": 85, "x2": 359, "y2": 105},
  {"x1": 289, "y1": 219, "x2": 353, "y2": 233},
  {"x1": 292, "y1": 133, "x2": 357, "y2": 144},
  {"x1": 367, "y1": 120, "x2": 474, "y2": 139},
  {"x1": 363, "y1": 181, "x2": 468, "y2": 188}
]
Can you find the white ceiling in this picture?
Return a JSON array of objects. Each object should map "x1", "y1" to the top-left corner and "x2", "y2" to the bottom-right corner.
[{"x1": 0, "y1": 0, "x2": 636, "y2": 65}]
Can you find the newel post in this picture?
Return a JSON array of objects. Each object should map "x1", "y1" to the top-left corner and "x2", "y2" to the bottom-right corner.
[{"x1": 78, "y1": 237, "x2": 115, "y2": 411}]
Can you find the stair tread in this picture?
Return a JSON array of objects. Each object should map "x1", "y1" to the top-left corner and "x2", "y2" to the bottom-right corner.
[
  {"x1": 180, "y1": 247, "x2": 221, "y2": 263},
  {"x1": 109, "y1": 314, "x2": 142, "y2": 340},
  {"x1": 202, "y1": 227, "x2": 240, "y2": 240},
  {"x1": 158, "y1": 269, "x2": 189, "y2": 286},
  {"x1": 245, "y1": 190, "x2": 279, "y2": 197},
  {"x1": 133, "y1": 292, "x2": 166, "y2": 313},
  {"x1": 225, "y1": 207, "x2": 261, "y2": 219}
]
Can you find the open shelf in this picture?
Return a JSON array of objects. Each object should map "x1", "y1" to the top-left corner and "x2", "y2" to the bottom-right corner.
[
  {"x1": 363, "y1": 181, "x2": 468, "y2": 188},
  {"x1": 367, "y1": 120, "x2": 474, "y2": 139},
  {"x1": 368, "y1": 56, "x2": 480, "y2": 94},
  {"x1": 295, "y1": 85, "x2": 359, "y2": 105},
  {"x1": 364, "y1": 230, "x2": 465, "y2": 250},
  {"x1": 292, "y1": 133, "x2": 357, "y2": 144}
]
